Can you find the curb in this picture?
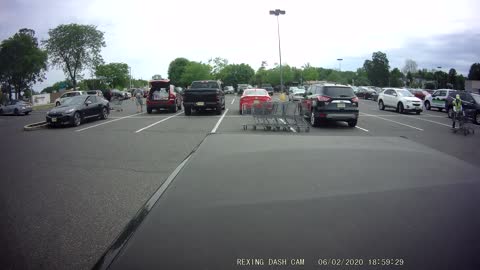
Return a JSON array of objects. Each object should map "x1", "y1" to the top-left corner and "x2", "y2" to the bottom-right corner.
[{"x1": 24, "y1": 121, "x2": 49, "y2": 131}]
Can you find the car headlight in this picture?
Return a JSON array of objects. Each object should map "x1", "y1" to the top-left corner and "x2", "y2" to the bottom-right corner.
[
  {"x1": 66, "y1": 108, "x2": 75, "y2": 113},
  {"x1": 21, "y1": 106, "x2": 26, "y2": 109}
]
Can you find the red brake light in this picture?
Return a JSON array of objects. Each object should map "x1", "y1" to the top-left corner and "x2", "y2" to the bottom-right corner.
[
  {"x1": 352, "y1": 97, "x2": 359, "y2": 102},
  {"x1": 317, "y1": 95, "x2": 331, "y2": 102}
]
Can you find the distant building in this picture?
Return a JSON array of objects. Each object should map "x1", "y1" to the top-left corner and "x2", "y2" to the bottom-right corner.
[{"x1": 465, "y1": 80, "x2": 480, "y2": 94}]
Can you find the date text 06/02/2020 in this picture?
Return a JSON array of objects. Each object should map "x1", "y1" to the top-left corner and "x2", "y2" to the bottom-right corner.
[{"x1": 236, "y1": 258, "x2": 305, "y2": 266}]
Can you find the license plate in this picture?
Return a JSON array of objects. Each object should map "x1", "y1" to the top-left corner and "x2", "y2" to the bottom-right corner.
[
  {"x1": 337, "y1": 103, "x2": 346, "y2": 108},
  {"x1": 253, "y1": 100, "x2": 260, "y2": 104},
  {"x1": 196, "y1": 102, "x2": 205, "y2": 106},
  {"x1": 51, "y1": 118, "x2": 57, "y2": 122}
]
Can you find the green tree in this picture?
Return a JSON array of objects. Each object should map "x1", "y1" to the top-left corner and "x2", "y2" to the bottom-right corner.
[
  {"x1": 167, "y1": 58, "x2": 190, "y2": 86},
  {"x1": 434, "y1": 71, "x2": 448, "y2": 89},
  {"x1": 41, "y1": 80, "x2": 73, "y2": 93},
  {"x1": 402, "y1": 59, "x2": 418, "y2": 75},
  {"x1": 254, "y1": 67, "x2": 269, "y2": 86},
  {"x1": 132, "y1": 79, "x2": 148, "y2": 88},
  {"x1": 467, "y1": 63, "x2": 480, "y2": 80},
  {"x1": 95, "y1": 62, "x2": 130, "y2": 89},
  {"x1": 448, "y1": 68, "x2": 457, "y2": 87},
  {"x1": 455, "y1": 74, "x2": 465, "y2": 90},
  {"x1": 217, "y1": 63, "x2": 255, "y2": 88},
  {"x1": 266, "y1": 65, "x2": 294, "y2": 86},
  {"x1": 181, "y1": 62, "x2": 212, "y2": 85},
  {"x1": 303, "y1": 65, "x2": 319, "y2": 82},
  {"x1": 406, "y1": 72, "x2": 413, "y2": 86},
  {"x1": 43, "y1": 23, "x2": 106, "y2": 90},
  {"x1": 390, "y1": 68, "x2": 405, "y2": 87},
  {"x1": 208, "y1": 57, "x2": 228, "y2": 79},
  {"x1": 364, "y1": 51, "x2": 390, "y2": 87},
  {"x1": 77, "y1": 79, "x2": 108, "y2": 90},
  {"x1": 326, "y1": 71, "x2": 341, "y2": 83},
  {"x1": 0, "y1": 28, "x2": 48, "y2": 99}
]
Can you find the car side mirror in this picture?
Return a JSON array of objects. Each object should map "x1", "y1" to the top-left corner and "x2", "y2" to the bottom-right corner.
[{"x1": 85, "y1": 100, "x2": 92, "y2": 105}]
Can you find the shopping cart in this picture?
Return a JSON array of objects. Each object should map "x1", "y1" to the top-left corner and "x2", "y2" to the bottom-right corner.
[
  {"x1": 451, "y1": 111, "x2": 475, "y2": 136},
  {"x1": 110, "y1": 96, "x2": 124, "y2": 112},
  {"x1": 242, "y1": 101, "x2": 309, "y2": 132}
]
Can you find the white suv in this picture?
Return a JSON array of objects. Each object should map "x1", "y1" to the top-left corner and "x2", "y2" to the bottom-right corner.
[
  {"x1": 55, "y1": 91, "x2": 86, "y2": 106},
  {"x1": 378, "y1": 88, "x2": 423, "y2": 114}
]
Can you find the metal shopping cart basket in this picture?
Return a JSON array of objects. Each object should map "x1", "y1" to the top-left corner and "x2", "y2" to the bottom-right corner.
[
  {"x1": 282, "y1": 101, "x2": 310, "y2": 132},
  {"x1": 110, "y1": 96, "x2": 124, "y2": 112},
  {"x1": 242, "y1": 101, "x2": 309, "y2": 132},
  {"x1": 451, "y1": 111, "x2": 475, "y2": 136}
]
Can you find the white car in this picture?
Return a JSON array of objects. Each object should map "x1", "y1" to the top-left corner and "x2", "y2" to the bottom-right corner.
[
  {"x1": 55, "y1": 91, "x2": 86, "y2": 106},
  {"x1": 377, "y1": 88, "x2": 423, "y2": 114},
  {"x1": 430, "y1": 89, "x2": 457, "y2": 111},
  {"x1": 288, "y1": 88, "x2": 305, "y2": 101}
]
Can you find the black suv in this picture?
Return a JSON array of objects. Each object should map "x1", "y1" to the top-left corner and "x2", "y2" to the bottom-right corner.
[
  {"x1": 301, "y1": 84, "x2": 359, "y2": 127},
  {"x1": 445, "y1": 91, "x2": 480, "y2": 124}
]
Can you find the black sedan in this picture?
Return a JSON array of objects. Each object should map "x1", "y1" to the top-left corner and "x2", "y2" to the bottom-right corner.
[{"x1": 46, "y1": 95, "x2": 110, "y2": 127}]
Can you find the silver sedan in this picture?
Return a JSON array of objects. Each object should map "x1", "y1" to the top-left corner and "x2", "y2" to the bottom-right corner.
[
  {"x1": 288, "y1": 89, "x2": 306, "y2": 101},
  {"x1": 0, "y1": 100, "x2": 33, "y2": 115}
]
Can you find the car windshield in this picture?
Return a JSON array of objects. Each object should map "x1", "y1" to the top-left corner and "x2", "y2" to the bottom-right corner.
[
  {"x1": 397, "y1": 90, "x2": 414, "y2": 97},
  {"x1": 324, "y1": 87, "x2": 354, "y2": 97},
  {"x1": 472, "y1": 94, "x2": 480, "y2": 103},
  {"x1": 62, "y1": 96, "x2": 86, "y2": 105},
  {"x1": 243, "y1": 89, "x2": 268, "y2": 96}
]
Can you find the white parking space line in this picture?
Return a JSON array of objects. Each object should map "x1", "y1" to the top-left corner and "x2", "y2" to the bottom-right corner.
[
  {"x1": 211, "y1": 109, "x2": 229, "y2": 133},
  {"x1": 402, "y1": 115, "x2": 452, "y2": 127},
  {"x1": 278, "y1": 118, "x2": 297, "y2": 133},
  {"x1": 355, "y1": 126, "x2": 369, "y2": 132},
  {"x1": 231, "y1": 98, "x2": 235, "y2": 105},
  {"x1": 135, "y1": 112, "x2": 182, "y2": 133},
  {"x1": 361, "y1": 112, "x2": 424, "y2": 131},
  {"x1": 75, "y1": 112, "x2": 144, "y2": 132}
]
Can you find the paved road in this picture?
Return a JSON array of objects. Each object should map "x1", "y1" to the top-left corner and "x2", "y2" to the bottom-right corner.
[{"x1": 1, "y1": 95, "x2": 479, "y2": 270}]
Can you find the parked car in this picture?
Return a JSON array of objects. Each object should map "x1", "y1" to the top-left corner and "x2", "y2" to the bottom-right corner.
[
  {"x1": 146, "y1": 80, "x2": 183, "y2": 114},
  {"x1": 237, "y1": 84, "x2": 252, "y2": 95},
  {"x1": 124, "y1": 92, "x2": 132, "y2": 99},
  {"x1": 46, "y1": 95, "x2": 110, "y2": 127},
  {"x1": 445, "y1": 92, "x2": 480, "y2": 124},
  {"x1": 301, "y1": 83, "x2": 359, "y2": 127},
  {"x1": 183, "y1": 80, "x2": 224, "y2": 115},
  {"x1": 355, "y1": 87, "x2": 375, "y2": 100},
  {"x1": 260, "y1": 84, "x2": 274, "y2": 96},
  {"x1": 223, "y1": 86, "x2": 234, "y2": 94},
  {"x1": 111, "y1": 89, "x2": 125, "y2": 100},
  {"x1": 409, "y1": 89, "x2": 432, "y2": 110},
  {"x1": 86, "y1": 90, "x2": 104, "y2": 97},
  {"x1": 377, "y1": 88, "x2": 423, "y2": 114},
  {"x1": 430, "y1": 89, "x2": 457, "y2": 111},
  {"x1": 288, "y1": 88, "x2": 306, "y2": 101},
  {"x1": 54, "y1": 90, "x2": 86, "y2": 106},
  {"x1": 239, "y1": 89, "x2": 272, "y2": 114},
  {"x1": 0, "y1": 100, "x2": 33, "y2": 115},
  {"x1": 288, "y1": 86, "x2": 300, "y2": 94}
]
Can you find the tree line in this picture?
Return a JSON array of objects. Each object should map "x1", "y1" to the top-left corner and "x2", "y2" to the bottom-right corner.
[{"x1": 1, "y1": 24, "x2": 480, "y2": 101}]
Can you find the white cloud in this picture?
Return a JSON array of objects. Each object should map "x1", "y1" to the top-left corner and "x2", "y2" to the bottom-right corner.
[{"x1": 1, "y1": 0, "x2": 478, "y2": 91}]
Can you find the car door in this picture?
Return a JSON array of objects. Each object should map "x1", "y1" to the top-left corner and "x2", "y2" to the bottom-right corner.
[
  {"x1": 84, "y1": 96, "x2": 97, "y2": 117},
  {"x1": 4, "y1": 100, "x2": 17, "y2": 114},
  {"x1": 462, "y1": 93, "x2": 475, "y2": 118},
  {"x1": 432, "y1": 90, "x2": 447, "y2": 108},
  {"x1": 382, "y1": 90, "x2": 392, "y2": 107}
]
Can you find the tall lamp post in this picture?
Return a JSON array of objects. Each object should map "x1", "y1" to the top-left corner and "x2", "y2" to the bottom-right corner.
[
  {"x1": 270, "y1": 9, "x2": 286, "y2": 92},
  {"x1": 436, "y1": 66, "x2": 442, "y2": 89},
  {"x1": 337, "y1": 58, "x2": 343, "y2": 72},
  {"x1": 129, "y1": 67, "x2": 132, "y2": 89}
]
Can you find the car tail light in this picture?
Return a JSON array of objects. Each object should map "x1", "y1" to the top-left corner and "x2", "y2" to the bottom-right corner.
[
  {"x1": 317, "y1": 95, "x2": 331, "y2": 102},
  {"x1": 351, "y1": 97, "x2": 359, "y2": 102},
  {"x1": 169, "y1": 93, "x2": 175, "y2": 100},
  {"x1": 319, "y1": 113, "x2": 327, "y2": 118}
]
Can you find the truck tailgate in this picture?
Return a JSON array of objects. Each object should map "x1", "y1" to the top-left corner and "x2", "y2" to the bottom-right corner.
[{"x1": 184, "y1": 89, "x2": 218, "y2": 103}]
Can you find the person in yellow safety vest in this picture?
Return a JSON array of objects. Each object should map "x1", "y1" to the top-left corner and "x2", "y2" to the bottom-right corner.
[
  {"x1": 279, "y1": 92, "x2": 287, "y2": 102},
  {"x1": 452, "y1": 94, "x2": 463, "y2": 129}
]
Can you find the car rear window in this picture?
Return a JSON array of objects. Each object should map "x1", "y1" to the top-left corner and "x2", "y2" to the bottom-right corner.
[
  {"x1": 243, "y1": 89, "x2": 268, "y2": 96},
  {"x1": 323, "y1": 87, "x2": 354, "y2": 97},
  {"x1": 191, "y1": 82, "x2": 220, "y2": 89}
]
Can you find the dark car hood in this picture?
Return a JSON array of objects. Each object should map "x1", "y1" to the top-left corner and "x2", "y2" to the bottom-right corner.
[{"x1": 48, "y1": 104, "x2": 80, "y2": 114}]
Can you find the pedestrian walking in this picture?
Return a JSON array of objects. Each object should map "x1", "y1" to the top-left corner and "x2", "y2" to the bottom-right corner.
[
  {"x1": 132, "y1": 88, "x2": 144, "y2": 113},
  {"x1": 451, "y1": 94, "x2": 463, "y2": 129}
]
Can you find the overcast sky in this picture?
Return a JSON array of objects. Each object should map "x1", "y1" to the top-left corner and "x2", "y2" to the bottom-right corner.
[{"x1": 1, "y1": 0, "x2": 479, "y2": 91}]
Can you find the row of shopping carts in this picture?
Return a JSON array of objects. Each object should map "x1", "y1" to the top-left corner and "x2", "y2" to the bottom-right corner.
[
  {"x1": 242, "y1": 101, "x2": 310, "y2": 132},
  {"x1": 451, "y1": 111, "x2": 476, "y2": 136}
]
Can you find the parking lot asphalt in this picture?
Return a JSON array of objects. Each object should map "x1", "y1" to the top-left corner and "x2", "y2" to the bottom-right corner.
[{"x1": 1, "y1": 94, "x2": 479, "y2": 270}]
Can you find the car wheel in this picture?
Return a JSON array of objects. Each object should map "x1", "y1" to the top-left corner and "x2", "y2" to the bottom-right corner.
[
  {"x1": 348, "y1": 120, "x2": 357, "y2": 127},
  {"x1": 14, "y1": 108, "x2": 19, "y2": 115},
  {"x1": 100, "y1": 107, "x2": 108, "y2": 119},
  {"x1": 475, "y1": 112, "x2": 480, "y2": 125},
  {"x1": 378, "y1": 100, "x2": 385, "y2": 110},
  {"x1": 184, "y1": 106, "x2": 191, "y2": 116},
  {"x1": 216, "y1": 105, "x2": 222, "y2": 115},
  {"x1": 24, "y1": 111, "x2": 30, "y2": 115},
  {"x1": 0, "y1": 108, "x2": 3, "y2": 115},
  {"x1": 147, "y1": 108, "x2": 152, "y2": 114},
  {"x1": 310, "y1": 111, "x2": 318, "y2": 127},
  {"x1": 397, "y1": 102, "x2": 404, "y2": 114},
  {"x1": 177, "y1": 102, "x2": 182, "y2": 111},
  {"x1": 438, "y1": 108, "x2": 443, "y2": 112},
  {"x1": 416, "y1": 111, "x2": 421, "y2": 115},
  {"x1": 171, "y1": 103, "x2": 177, "y2": 113},
  {"x1": 72, "y1": 112, "x2": 81, "y2": 127},
  {"x1": 447, "y1": 107, "x2": 453, "y2": 119},
  {"x1": 56, "y1": 102, "x2": 60, "y2": 106},
  {"x1": 424, "y1": 101, "x2": 431, "y2": 110}
]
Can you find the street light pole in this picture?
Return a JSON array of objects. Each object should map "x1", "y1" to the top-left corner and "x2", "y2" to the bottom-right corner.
[
  {"x1": 337, "y1": 58, "x2": 343, "y2": 72},
  {"x1": 270, "y1": 9, "x2": 286, "y2": 92},
  {"x1": 436, "y1": 66, "x2": 442, "y2": 89},
  {"x1": 129, "y1": 67, "x2": 132, "y2": 89}
]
